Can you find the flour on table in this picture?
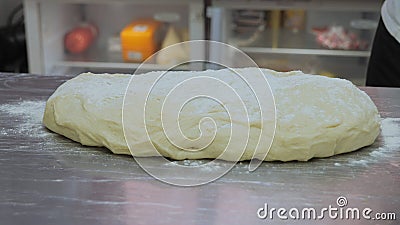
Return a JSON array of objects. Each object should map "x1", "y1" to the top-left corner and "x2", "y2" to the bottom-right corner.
[
  {"x1": 0, "y1": 100, "x2": 51, "y2": 138},
  {"x1": 332, "y1": 118, "x2": 399, "y2": 167}
]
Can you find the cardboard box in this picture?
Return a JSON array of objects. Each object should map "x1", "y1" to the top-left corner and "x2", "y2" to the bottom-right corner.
[{"x1": 120, "y1": 19, "x2": 163, "y2": 62}]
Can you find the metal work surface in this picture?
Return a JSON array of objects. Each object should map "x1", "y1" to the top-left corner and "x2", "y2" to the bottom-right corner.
[{"x1": 0, "y1": 73, "x2": 399, "y2": 225}]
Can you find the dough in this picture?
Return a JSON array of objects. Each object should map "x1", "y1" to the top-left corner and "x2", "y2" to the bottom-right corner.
[{"x1": 43, "y1": 68, "x2": 381, "y2": 161}]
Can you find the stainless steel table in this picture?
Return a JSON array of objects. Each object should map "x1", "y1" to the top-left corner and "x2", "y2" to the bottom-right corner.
[{"x1": 0, "y1": 73, "x2": 399, "y2": 225}]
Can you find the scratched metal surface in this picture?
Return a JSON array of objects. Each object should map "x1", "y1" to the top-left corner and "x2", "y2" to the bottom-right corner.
[{"x1": 0, "y1": 73, "x2": 399, "y2": 225}]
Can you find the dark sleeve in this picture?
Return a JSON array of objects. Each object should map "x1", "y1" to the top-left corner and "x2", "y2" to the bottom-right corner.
[{"x1": 366, "y1": 18, "x2": 400, "y2": 87}]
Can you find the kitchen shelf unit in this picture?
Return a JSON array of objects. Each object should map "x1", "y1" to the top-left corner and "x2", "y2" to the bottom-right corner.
[
  {"x1": 24, "y1": 0, "x2": 205, "y2": 75},
  {"x1": 208, "y1": 0, "x2": 382, "y2": 85}
]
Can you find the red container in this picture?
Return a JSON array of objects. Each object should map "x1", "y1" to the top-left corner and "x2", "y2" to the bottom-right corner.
[{"x1": 64, "y1": 23, "x2": 98, "y2": 54}]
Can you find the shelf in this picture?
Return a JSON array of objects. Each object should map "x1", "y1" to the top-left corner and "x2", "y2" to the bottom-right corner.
[
  {"x1": 229, "y1": 27, "x2": 373, "y2": 57},
  {"x1": 249, "y1": 53, "x2": 368, "y2": 85},
  {"x1": 240, "y1": 47, "x2": 370, "y2": 57},
  {"x1": 54, "y1": 61, "x2": 179, "y2": 71},
  {"x1": 54, "y1": 48, "x2": 189, "y2": 71},
  {"x1": 212, "y1": 0, "x2": 381, "y2": 11}
]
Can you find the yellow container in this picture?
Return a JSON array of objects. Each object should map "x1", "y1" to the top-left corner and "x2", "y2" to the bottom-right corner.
[{"x1": 120, "y1": 19, "x2": 163, "y2": 62}]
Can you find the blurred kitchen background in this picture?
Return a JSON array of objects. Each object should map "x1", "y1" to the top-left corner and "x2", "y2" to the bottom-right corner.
[
  {"x1": 0, "y1": 0, "x2": 382, "y2": 85},
  {"x1": 0, "y1": 0, "x2": 26, "y2": 73}
]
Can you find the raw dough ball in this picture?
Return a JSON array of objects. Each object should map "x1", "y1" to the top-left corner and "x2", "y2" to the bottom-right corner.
[{"x1": 43, "y1": 68, "x2": 380, "y2": 161}]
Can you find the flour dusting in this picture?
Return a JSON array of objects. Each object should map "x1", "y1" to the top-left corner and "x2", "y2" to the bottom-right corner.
[
  {"x1": 346, "y1": 118, "x2": 400, "y2": 167},
  {"x1": 0, "y1": 100, "x2": 52, "y2": 138},
  {"x1": 381, "y1": 118, "x2": 400, "y2": 137}
]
